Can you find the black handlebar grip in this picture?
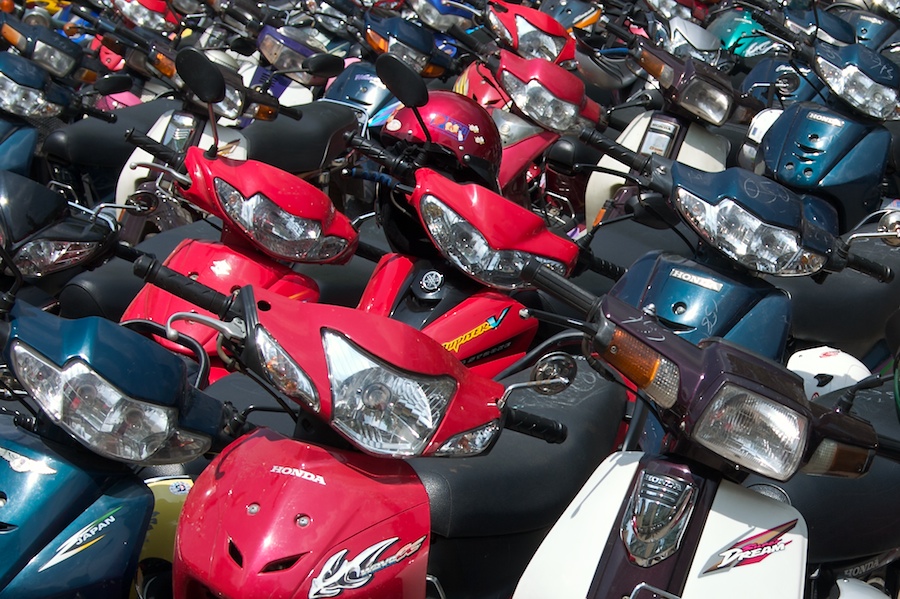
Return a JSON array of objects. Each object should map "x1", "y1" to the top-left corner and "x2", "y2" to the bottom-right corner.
[
  {"x1": 344, "y1": 132, "x2": 416, "y2": 180},
  {"x1": 82, "y1": 104, "x2": 117, "y2": 123},
  {"x1": 522, "y1": 260, "x2": 599, "y2": 316},
  {"x1": 586, "y1": 253, "x2": 626, "y2": 281},
  {"x1": 847, "y1": 252, "x2": 894, "y2": 283},
  {"x1": 133, "y1": 255, "x2": 237, "y2": 319},
  {"x1": 324, "y1": 0, "x2": 358, "y2": 16},
  {"x1": 505, "y1": 407, "x2": 567, "y2": 443},
  {"x1": 124, "y1": 128, "x2": 186, "y2": 173},
  {"x1": 279, "y1": 104, "x2": 303, "y2": 120},
  {"x1": 448, "y1": 23, "x2": 489, "y2": 55},
  {"x1": 578, "y1": 127, "x2": 645, "y2": 171},
  {"x1": 69, "y1": 4, "x2": 100, "y2": 25}
]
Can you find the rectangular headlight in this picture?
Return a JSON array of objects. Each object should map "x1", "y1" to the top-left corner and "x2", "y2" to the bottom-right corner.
[{"x1": 694, "y1": 383, "x2": 808, "y2": 480}]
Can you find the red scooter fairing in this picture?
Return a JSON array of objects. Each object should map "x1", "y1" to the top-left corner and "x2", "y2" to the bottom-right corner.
[
  {"x1": 484, "y1": 0, "x2": 577, "y2": 66},
  {"x1": 410, "y1": 168, "x2": 579, "y2": 264},
  {"x1": 179, "y1": 147, "x2": 359, "y2": 265},
  {"x1": 175, "y1": 431, "x2": 431, "y2": 599},
  {"x1": 122, "y1": 148, "x2": 358, "y2": 381}
]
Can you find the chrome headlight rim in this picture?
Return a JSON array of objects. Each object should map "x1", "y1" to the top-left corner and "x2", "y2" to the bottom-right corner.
[
  {"x1": 324, "y1": 329, "x2": 457, "y2": 457},
  {"x1": 215, "y1": 178, "x2": 351, "y2": 263},
  {"x1": 386, "y1": 37, "x2": 430, "y2": 74},
  {"x1": 9, "y1": 342, "x2": 209, "y2": 464},
  {"x1": 673, "y1": 189, "x2": 827, "y2": 276},
  {"x1": 407, "y1": 0, "x2": 471, "y2": 32},
  {"x1": 419, "y1": 194, "x2": 567, "y2": 289},
  {"x1": 32, "y1": 39, "x2": 78, "y2": 78}
]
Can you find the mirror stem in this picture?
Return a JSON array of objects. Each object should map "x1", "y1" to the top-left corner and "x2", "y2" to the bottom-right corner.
[{"x1": 205, "y1": 104, "x2": 220, "y2": 159}]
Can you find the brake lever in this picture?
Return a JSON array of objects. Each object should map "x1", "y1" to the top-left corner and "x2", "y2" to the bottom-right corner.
[{"x1": 165, "y1": 312, "x2": 247, "y2": 342}]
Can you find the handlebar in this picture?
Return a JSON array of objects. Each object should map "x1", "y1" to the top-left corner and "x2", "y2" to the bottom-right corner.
[
  {"x1": 124, "y1": 128, "x2": 186, "y2": 174},
  {"x1": 847, "y1": 251, "x2": 894, "y2": 283},
  {"x1": 131, "y1": 254, "x2": 241, "y2": 321},
  {"x1": 344, "y1": 132, "x2": 417, "y2": 181},
  {"x1": 82, "y1": 104, "x2": 118, "y2": 123},
  {"x1": 522, "y1": 260, "x2": 600, "y2": 317},
  {"x1": 505, "y1": 406, "x2": 567, "y2": 443}
]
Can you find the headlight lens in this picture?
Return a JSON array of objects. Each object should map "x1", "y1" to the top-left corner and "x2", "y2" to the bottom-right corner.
[
  {"x1": 678, "y1": 78, "x2": 733, "y2": 126},
  {"x1": 645, "y1": 0, "x2": 692, "y2": 21},
  {"x1": 113, "y1": 0, "x2": 175, "y2": 32},
  {"x1": 694, "y1": 383, "x2": 808, "y2": 481},
  {"x1": 216, "y1": 178, "x2": 350, "y2": 262},
  {"x1": 10, "y1": 343, "x2": 210, "y2": 464},
  {"x1": 255, "y1": 326, "x2": 319, "y2": 412},
  {"x1": 0, "y1": 73, "x2": 63, "y2": 118},
  {"x1": 815, "y1": 55, "x2": 900, "y2": 120},
  {"x1": 387, "y1": 38, "x2": 430, "y2": 74},
  {"x1": 15, "y1": 240, "x2": 101, "y2": 278},
  {"x1": 674, "y1": 189, "x2": 827, "y2": 275},
  {"x1": 514, "y1": 16, "x2": 567, "y2": 62},
  {"x1": 324, "y1": 330, "x2": 457, "y2": 456},
  {"x1": 212, "y1": 84, "x2": 244, "y2": 119},
  {"x1": 407, "y1": 0, "x2": 470, "y2": 32},
  {"x1": 32, "y1": 40, "x2": 77, "y2": 77},
  {"x1": 500, "y1": 69, "x2": 586, "y2": 133},
  {"x1": 259, "y1": 32, "x2": 320, "y2": 85},
  {"x1": 486, "y1": 10, "x2": 514, "y2": 47},
  {"x1": 420, "y1": 195, "x2": 567, "y2": 289}
]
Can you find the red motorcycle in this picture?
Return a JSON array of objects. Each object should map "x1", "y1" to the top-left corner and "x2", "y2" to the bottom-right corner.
[{"x1": 116, "y1": 252, "x2": 627, "y2": 599}]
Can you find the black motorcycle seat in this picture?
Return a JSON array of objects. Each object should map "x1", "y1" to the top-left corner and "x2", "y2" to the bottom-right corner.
[
  {"x1": 410, "y1": 359, "x2": 627, "y2": 538},
  {"x1": 241, "y1": 101, "x2": 359, "y2": 174},
  {"x1": 771, "y1": 221, "x2": 900, "y2": 361},
  {"x1": 42, "y1": 98, "x2": 180, "y2": 168}
]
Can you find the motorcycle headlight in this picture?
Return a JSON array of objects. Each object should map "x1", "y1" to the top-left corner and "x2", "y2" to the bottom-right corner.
[
  {"x1": 674, "y1": 189, "x2": 827, "y2": 275},
  {"x1": 500, "y1": 70, "x2": 586, "y2": 133},
  {"x1": 113, "y1": 0, "x2": 175, "y2": 32},
  {"x1": 694, "y1": 383, "x2": 808, "y2": 480},
  {"x1": 815, "y1": 55, "x2": 900, "y2": 120},
  {"x1": 407, "y1": 0, "x2": 471, "y2": 32},
  {"x1": 32, "y1": 40, "x2": 77, "y2": 78},
  {"x1": 514, "y1": 15, "x2": 567, "y2": 62},
  {"x1": 387, "y1": 38, "x2": 430, "y2": 74},
  {"x1": 645, "y1": 0, "x2": 692, "y2": 21},
  {"x1": 324, "y1": 329, "x2": 457, "y2": 457},
  {"x1": 880, "y1": 0, "x2": 900, "y2": 19},
  {"x1": 10, "y1": 343, "x2": 210, "y2": 464},
  {"x1": 14, "y1": 240, "x2": 102, "y2": 278},
  {"x1": 420, "y1": 195, "x2": 567, "y2": 289},
  {"x1": 0, "y1": 73, "x2": 63, "y2": 118},
  {"x1": 212, "y1": 84, "x2": 245, "y2": 119},
  {"x1": 259, "y1": 32, "x2": 320, "y2": 85},
  {"x1": 255, "y1": 326, "x2": 319, "y2": 412},
  {"x1": 677, "y1": 77, "x2": 733, "y2": 126},
  {"x1": 216, "y1": 178, "x2": 351, "y2": 262}
]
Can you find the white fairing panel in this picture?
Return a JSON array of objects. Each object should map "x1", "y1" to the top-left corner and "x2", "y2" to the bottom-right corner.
[
  {"x1": 682, "y1": 479, "x2": 807, "y2": 598},
  {"x1": 584, "y1": 112, "x2": 729, "y2": 225},
  {"x1": 115, "y1": 111, "x2": 249, "y2": 206},
  {"x1": 515, "y1": 452, "x2": 809, "y2": 599},
  {"x1": 513, "y1": 452, "x2": 643, "y2": 599}
]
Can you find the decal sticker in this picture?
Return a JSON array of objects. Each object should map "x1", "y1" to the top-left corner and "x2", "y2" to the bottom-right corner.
[
  {"x1": 210, "y1": 259, "x2": 232, "y2": 278},
  {"x1": 702, "y1": 519, "x2": 797, "y2": 574},
  {"x1": 270, "y1": 464, "x2": 327, "y2": 486},
  {"x1": 442, "y1": 307, "x2": 511, "y2": 353},
  {"x1": 419, "y1": 270, "x2": 444, "y2": 293},
  {"x1": 39, "y1": 506, "x2": 123, "y2": 572},
  {"x1": 169, "y1": 480, "x2": 191, "y2": 496},
  {"x1": 384, "y1": 118, "x2": 402, "y2": 132},
  {"x1": 309, "y1": 535, "x2": 426, "y2": 598},
  {"x1": 0, "y1": 447, "x2": 56, "y2": 475},
  {"x1": 429, "y1": 114, "x2": 470, "y2": 143}
]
